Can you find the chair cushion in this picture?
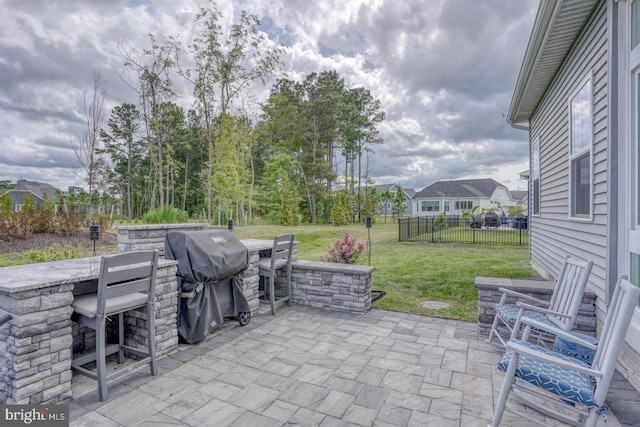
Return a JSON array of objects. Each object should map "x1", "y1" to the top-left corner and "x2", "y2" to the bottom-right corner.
[
  {"x1": 497, "y1": 339, "x2": 595, "y2": 407},
  {"x1": 495, "y1": 304, "x2": 554, "y2": 332},
  {"x1": 72, "y1": 292, "x2": 148, "y2": 319},
  {"x1": 258, "y1": 257, "x2": 288, "y2": 272}
]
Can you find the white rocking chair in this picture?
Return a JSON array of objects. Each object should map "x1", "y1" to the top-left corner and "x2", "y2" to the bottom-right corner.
[
  {"x1": 486, "y1": 255, "x2": 593, "y2": 349},
  {"x1": 488, "y1": 275, "x2": 640, "y2": 427}
]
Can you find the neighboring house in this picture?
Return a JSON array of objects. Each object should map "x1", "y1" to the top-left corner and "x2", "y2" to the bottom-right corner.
[
  {"x1": 1, "y1": 180, "x2": 59, "y2": 213},
  {"x1": 509, "y1": 190, "x2": 528, "y2": 211},
  {"x1": 373, "y1": 183, "x2": 416, "y2": 217},
  {"x1": 412, "y1": 178, "x2": 516, "y2": 217},
  {"x1": 507, "y1": 1, "x2": 640, "y2": 391}
]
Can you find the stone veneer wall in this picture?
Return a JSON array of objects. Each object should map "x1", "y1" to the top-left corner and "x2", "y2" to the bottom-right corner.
[
  {"x1": 115, "y1": 223, "x2": 207, "y2": 256},
  {"x1": 290, "y1": 261, "x2": 376, "y2": 314},
  {"x1": 0, "y1": 284, "x2": 74, "y2": 404},
  {"x1": 475, "y1": 276, "x2": 596, "y2": 338}
]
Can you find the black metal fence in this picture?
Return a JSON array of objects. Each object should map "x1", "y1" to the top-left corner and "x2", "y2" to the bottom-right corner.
[{"x1": 398, "y1": 215, "x2": 529, "y2": 246}]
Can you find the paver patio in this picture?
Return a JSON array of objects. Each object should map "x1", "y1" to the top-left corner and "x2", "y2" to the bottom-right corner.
[{"x1": 68, "y1": 306, "x2": 639, "y2": 426}]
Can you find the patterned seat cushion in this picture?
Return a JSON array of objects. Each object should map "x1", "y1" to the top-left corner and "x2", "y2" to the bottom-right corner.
[
  {"x1": 497, "y1": 340, "x2": 595, "y2": 407},
  {"x1": 495, "y1": 304, "x2": 553, "y2": 332}
]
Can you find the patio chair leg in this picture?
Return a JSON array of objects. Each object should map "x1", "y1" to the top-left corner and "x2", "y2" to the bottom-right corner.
[
  {"x1": 489, "y1": 351, "x2": 519, "y2": 426},
  {"x1": 117, "y1": 312, "x2": 124, "y2": 364},
  {"x1": 269, "y1": 273, "x2": 276, "y2": 315},
  {"x1": 96, "y1": 315, "x2": 108, "y2": 402},
  {"x1": 147, "y1": 302, "x2": 157, "y2": 376}
]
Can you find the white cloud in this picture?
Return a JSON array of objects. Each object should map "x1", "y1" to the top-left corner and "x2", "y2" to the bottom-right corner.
[{"x1": 0, "y1": 0, "x2": 538, "y2": 192}]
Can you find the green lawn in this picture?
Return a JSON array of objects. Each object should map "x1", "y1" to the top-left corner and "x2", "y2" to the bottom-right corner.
[
  {"x1": 232, "y1": 221, "x2": 539, "y2": 322},
  {"x1": 1, "y1": 220, "x2": 539, "y2": 322}
]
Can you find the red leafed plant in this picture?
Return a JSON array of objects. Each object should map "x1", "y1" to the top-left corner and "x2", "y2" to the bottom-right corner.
[{"x1": 325, "y1": 234, "x2": 365, "y2": 264}]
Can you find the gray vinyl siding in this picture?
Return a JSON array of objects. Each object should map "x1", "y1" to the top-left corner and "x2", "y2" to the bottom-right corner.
[{"x1": 528, "y1": 1, "x2": 609, "y2": 308}]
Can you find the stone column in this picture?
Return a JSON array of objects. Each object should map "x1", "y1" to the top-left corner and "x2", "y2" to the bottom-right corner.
[{"x1": 0, "y1": 285, "x2": 74, "y2": 404}]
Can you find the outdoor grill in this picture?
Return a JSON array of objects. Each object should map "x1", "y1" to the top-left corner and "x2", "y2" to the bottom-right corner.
[{"x1": 165, "y1": 229, "x2": 250, "y2": 344}]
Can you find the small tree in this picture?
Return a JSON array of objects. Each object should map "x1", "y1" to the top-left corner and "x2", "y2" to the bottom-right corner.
[
  {"x1": 509, "y1": 205, "x2": 526, "y2": 217},
  {"x1": 391, "y1": 184, "x2": 406, "y2": 221},
  {"x1": 363, "y1": 188, "x2": 375, "y2": 222},
  {"x1": 331, "y1": 190, "x2": 350, "y2": 226},
  {"x1": 0, "y1": 192, "x2": 11, "y2": 218},
  {"x1": 22, "y1": 193, "x2": 37, "y2": 215},
  {"x1": 434, "y1": 213, "x2": 447, "y2": 229}
]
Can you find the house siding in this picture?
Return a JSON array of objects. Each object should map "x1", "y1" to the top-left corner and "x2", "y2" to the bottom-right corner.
[{"x1": 529, "y1": 0, "x2": 609, "y2": 313}]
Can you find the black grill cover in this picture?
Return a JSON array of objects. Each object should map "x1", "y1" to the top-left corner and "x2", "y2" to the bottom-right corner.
[{"x1": 165, "y1": 229, "x2": 250, "y2": 344}]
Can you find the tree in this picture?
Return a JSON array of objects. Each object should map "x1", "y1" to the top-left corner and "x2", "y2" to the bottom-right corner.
[
  {"x1": 71, "y1": 71, "x2": 108, "y2": 198},
  {"x1": 380, "y1": 189, "x2": 392, "y2": 222},
  {"x1": 341, "y1": 87, "x2": 385, "y2": 221},
  {"x1": 0, "y1": 192, "x2": 11, "y2": 218},
  {"x1": 509, "y1": 205, "x2": 526, "y2": 217},
  {"x1": 120, "y1": 34, "x2": 179, "y2": 210},
  {"x1": 330, "y1": 190, "x2": 350, "y2": 226},
  {"x1": 182, "y1": 1, "x2": 281, "y2": 221},
  {"x1": 100, "y1": 103, "x2": 144, "y2": 219},
  {"x1": 362, "y1": 187, "x2": 376, "y2": 221},
  {"x1": 209, "y1": 113, "x2": 243, "y2": 226},
  {"x1": 391, "y1": 184, "x2": 406, "y2": 221}
]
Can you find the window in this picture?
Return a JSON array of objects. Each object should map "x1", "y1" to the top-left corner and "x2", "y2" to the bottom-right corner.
[
  {"x1": 426, "y1": 201, "x2": 439, "y2": 212},
  {"x1": 454, "y1": 200, "x2": 473, "y2": 210},
  {"x1": 532, "y1": 139, "x2": 540, "y2": 215},
  {"x1": 569, "y1": 78, "x2": 593, "y2": 218},
  {"x1": 444, "y1": 201, "x2": 450, "y2": 212}
]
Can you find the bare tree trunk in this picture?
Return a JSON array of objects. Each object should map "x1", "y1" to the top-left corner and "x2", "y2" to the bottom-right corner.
[{"x1": 71, "y1": 71, "x2": 107, "y2": 199}]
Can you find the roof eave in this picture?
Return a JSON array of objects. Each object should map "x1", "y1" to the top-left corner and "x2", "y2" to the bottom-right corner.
[{"x1": 507, "y1": 0, "x2": 599, "y2": 125}]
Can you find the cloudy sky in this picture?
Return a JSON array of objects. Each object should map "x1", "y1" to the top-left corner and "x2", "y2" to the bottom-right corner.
[{"x1": 0, "y1": 0, "x2": 538, "y2": 193}]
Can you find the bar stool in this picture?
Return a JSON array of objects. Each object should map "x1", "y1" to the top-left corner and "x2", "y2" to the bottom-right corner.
[
  {"x1": 259, "y1": 234, "x2": 294, "y2": 315},
  {"x1": 71, "y1": 250, "x2": 159, "y2": 401}
]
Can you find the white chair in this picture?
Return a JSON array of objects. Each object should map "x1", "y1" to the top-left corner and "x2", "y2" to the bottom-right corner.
[
  {"x1": 71, "y1": 250, "x2": 159, "y2": 401},
  {"x1": 488, "y1": 275, "x2": 640, "y2": 427},
  {"x1": 486, "y1": 255, "x2": 593, "y2": 349},
  {"x1": 259, "y1": 234, "x2": 294, "y2": 315}
]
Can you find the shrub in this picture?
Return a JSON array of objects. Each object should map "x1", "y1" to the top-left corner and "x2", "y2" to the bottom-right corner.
[
  {"x1": 143, "y1": 207, "x2": 190, "y2": 224},
  {"x1": 6, "y1": 214, "x2": 33, "y2": 239},
  {"x1": 330, "y1": 191, "x2": 350, "y2": 226},
  {"x1": 55, "y1": 213, "x2": 84, "y2": 237},
  {"x1": 26, "y1": 246, "x2": 81, "y2": 263},
  {"x1": 325, "y1": 234, "x2": 365, "y2": 264}
]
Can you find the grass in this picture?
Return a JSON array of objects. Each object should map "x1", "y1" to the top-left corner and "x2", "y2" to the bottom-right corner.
[
  {"x1": 0, "y1": 220, "x2": 539, "y2": 321},
  {"x1": 231, "y1": 221, "x2": 539, "y2": 322}
]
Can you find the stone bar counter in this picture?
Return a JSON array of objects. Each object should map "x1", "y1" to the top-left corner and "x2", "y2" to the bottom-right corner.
[{"x1": 0, "y1": 256, "x2": 178, "y2": 404}]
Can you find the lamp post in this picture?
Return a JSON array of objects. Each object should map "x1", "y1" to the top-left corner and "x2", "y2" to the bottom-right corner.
[
  {"x1": 365, "y1": 217, "x2": 372, "y2": 266},
  {"x1": 89, "y1": 224, "x2": 100, "y2": 256}
]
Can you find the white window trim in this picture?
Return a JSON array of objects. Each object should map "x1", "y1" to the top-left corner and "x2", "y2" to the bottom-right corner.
[{"x1": 567, "y1": 72, "x2": 595, "y2": 221}]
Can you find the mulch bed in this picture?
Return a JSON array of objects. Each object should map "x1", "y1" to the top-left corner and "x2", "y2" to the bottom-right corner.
[{"x1": 0, "y1": 230, "x2": 118, "y2": 254}]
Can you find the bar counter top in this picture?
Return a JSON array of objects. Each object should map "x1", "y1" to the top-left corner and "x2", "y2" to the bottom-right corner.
[{"x1": 0, "y1": 256, "x2": 177, "y2": 294}]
